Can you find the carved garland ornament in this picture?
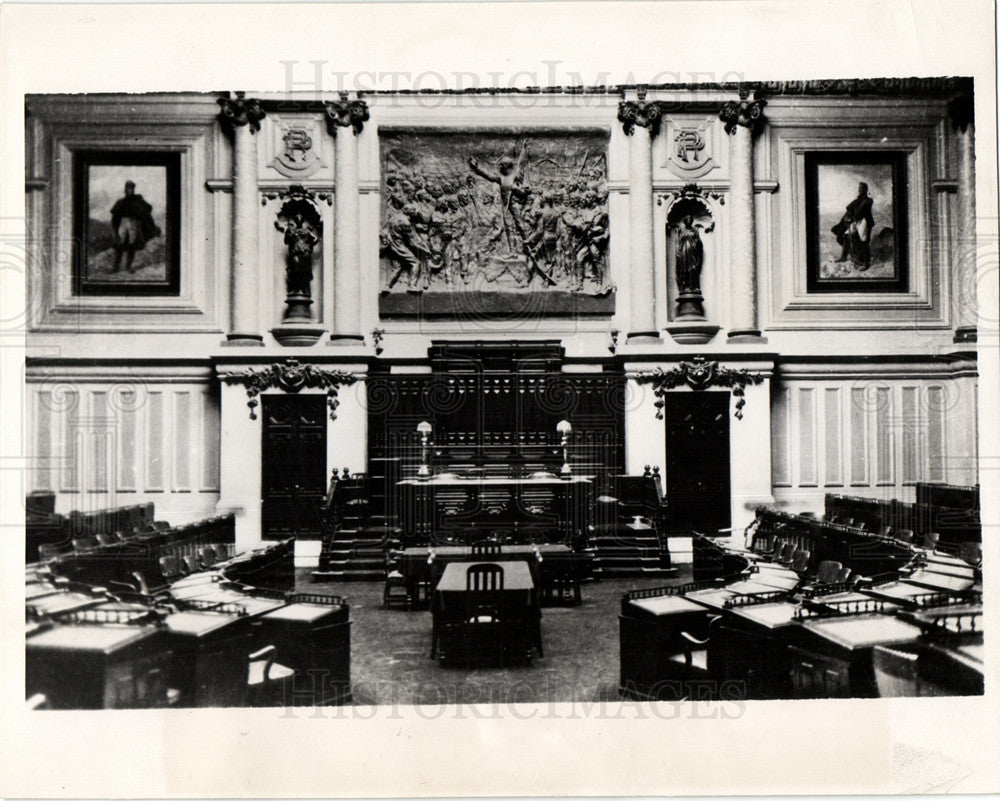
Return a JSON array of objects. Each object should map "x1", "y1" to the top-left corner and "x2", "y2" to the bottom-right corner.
[
  {"x1": 222, "y1": 359, "x2": 358, "y2": 420},
  {"x1": 632, "y1": 357, "x2": 764, "y2": 420}
]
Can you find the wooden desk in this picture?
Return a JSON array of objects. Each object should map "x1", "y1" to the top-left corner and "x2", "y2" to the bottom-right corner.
[
  {"x1": 163, "y1": 611, "x2": 254, "y2": 707},
  {"x1": 430, "y1": 561, "x2": 541, "y2": 666},
  {"x1": 26, "y1": 623, "x2": 173, "y2": 709},
  {"x1": 257, "y1": 600, "x2": 352, "y2": 705},
  {"x1": 397, "y1": 475, "x2": 593, "y2": 543},
  {"x1": 791, "y1": 613, "x2": 923, "y2": 698}
]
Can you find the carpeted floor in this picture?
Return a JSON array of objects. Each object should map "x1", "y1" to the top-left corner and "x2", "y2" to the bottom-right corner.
[{"x1": 297, "y1": 566, "x2": 693, "y2": 705}]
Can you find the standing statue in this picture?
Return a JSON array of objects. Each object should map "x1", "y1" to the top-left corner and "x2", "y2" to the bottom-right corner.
[
  {"x1": 274, "y1": 193, "x2": 323, "y2": 324},
  {"x1": 673, "y1": 214, "x2": 714, "y2": 294}
]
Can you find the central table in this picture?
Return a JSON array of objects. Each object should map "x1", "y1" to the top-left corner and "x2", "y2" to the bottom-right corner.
[{"x1": 430, "y1": 561, "x2": 541, "y2": 666}]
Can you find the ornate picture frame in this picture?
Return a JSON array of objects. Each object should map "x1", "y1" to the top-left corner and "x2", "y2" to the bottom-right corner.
[
  {"x1": 805, "y1": 151, "x2": 908, "y2": 293},
  {"x1": 72, "y1": 151, "x2": 181, "y2": 296}
]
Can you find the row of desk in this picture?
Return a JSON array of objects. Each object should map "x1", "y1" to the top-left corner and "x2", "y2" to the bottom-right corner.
[
  {"x1": 620, "y1": 541, "x2": 983, "y2": 700},
  {"x1": 25, "y1": 540, "x2": 351, "y2": 709}
]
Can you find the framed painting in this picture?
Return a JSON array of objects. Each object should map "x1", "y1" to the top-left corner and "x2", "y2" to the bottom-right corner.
[
  {"x1": 805, "y1": 151, "x2": 908, "y2": 293},
  {"x1": 73, "y1": 151, "x2": 181, "y2": 295}
]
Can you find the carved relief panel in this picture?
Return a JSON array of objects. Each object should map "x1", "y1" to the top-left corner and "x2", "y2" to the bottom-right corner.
[
  {"x1": 259, "y1": 113, "x2": 331, "y2": 180},
  {"x1": 657, "y1": 115, "x2": 724, "y2": 180},
  {"x1": 378, "y1": 131, "x2": 614, "y2": 317}
]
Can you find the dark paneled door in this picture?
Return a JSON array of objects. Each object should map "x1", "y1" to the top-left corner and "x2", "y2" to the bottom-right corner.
[
  {"x1": 261, "y1": 394, "x2": 327, "y2": 539},
  {"x1": 663, "y1": 392, "x2": 731, "y2": 536}
]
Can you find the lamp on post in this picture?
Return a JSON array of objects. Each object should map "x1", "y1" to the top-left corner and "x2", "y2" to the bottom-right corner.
[
  {"x1": 556, "y1": 419, "x2": 573, "y2": 477},
  {"x1": 417, "y1": 421, "x2": 433, "y2": 479}
]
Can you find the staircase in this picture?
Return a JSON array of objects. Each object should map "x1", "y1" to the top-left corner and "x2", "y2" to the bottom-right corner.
[
  {"x1": 311, "y1": 464, "x2": 402, "y2": 582},
  {"x1": 587, "y1": 521, "x2": 676, "y2": 578}
]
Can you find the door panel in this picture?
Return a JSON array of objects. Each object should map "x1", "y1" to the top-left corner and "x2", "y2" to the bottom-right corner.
[
  {"x1": 261, "y1": 394, "x2": 327, "y2": 539},
  {"x1": 664, "y1": 392, "x2": 731, "y2": 536}
]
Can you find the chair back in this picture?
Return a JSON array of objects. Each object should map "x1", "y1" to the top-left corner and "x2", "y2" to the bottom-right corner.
[
  {"x1": 959, "y1": 542, "x2": 982, "y2": 567},
  {"x1": 182, "y1": 554, "x2": 200, "y2": 574},
  {"x1": 816, "y1": 560, "x2": 843, "y2": 584},
  {"x1": 896, "y1": 528, "x2": 915, "y2": 544},
  {"x1": 158, "y1": 555, "x2": 183, "y2": 580},
  {"x1": 923, "y1": 531, "x2": 940, "y2": 550},
  {"x1": 836, "y1": 566, "x2": 853, "y2": 584},
  {"x1": 466, "y1": 563, "x2": 504, "y2": 591},
  {"x1": 791, "y1": 548, "x2": 811, "y2": 573},
  {"x1": 199, "y1": 546, "x2": 217, "y2": 568},
  {"x1": 471, "y1": 541, "x2": 501, "y2": 556}
]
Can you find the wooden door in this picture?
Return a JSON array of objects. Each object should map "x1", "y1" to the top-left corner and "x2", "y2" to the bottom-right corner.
[
  {"x1": 261, "y1": 394, "x2": 327, "y2": 539},
  {"x1": 663, "y1": 392, "x2": 731, "y2": 536}
]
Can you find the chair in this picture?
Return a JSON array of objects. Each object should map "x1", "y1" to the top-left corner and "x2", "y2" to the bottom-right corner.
[
  {"x1": 923, "y1": 531, "x2": 941, "y2": 551},
  {"x1": 816, "y1": 560, "x2": 844, "y2": 585},
  {"x1": 383, "y1": 569, "x2": 410, "y2": 609},
  {"x1": 790, "y1": 548, "x2": 812, "y2": 574},
  {"x1": 777, "y1": 542, "x2": 796, "y2": 566},
  {"x1": 95, "y1": 532, "x2": 117, "y2": 547},
  {"x1": 199, "y1": 546, "x2": 218, "y2": 569},
  {"x1": 471, "y1": 541, "x2": 501, "y2": 557},
  {"x1": 873, "y1": 645, "x2": 921, "y2": 697},
  {"x1": 836, "y1": 566, "x2": 854, "y2": 584},
  {"x1": 152, "y1": 521, "x2": 171, "y2": 531},
  {"x1": 959, "y1": 542, "x2": 982, "y2": 567},
  {"x1": 246, "y1": 645, "x2": 297, "y2": 707},
  {"x1": 37, "y1": 544, "x2": 65, "y2": 561},
  {"x1": 25, "y1": 693, "x2": 51, "y2": 710},
  {"x1": 181, "y1": 554, "x2": 201, "y2": 574},
  {"x1": 158, "y1": 555, "x2": 184, "y2": 582},
  {"x1": 896, "y1": 528, "x2": 915, "y2": 544},
  {"x1": 212, "y1": 543, "x2": 231, "y2": 562},
  {"x1": 541, "y1": 558, "x2": 583, "y2": 606},
  {"x1": 466, "y1": 563, "x2": 504, "y2": 591}
]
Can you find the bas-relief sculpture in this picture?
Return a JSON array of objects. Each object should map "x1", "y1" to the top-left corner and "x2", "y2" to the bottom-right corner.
[{"x1": 378, "y1": 132, "x2": 612, "y2": 311}]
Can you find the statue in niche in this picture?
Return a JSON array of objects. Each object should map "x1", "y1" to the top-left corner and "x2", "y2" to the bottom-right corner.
[
  {"x1": 673, "y1": 214, "x2": 714, "y2": 294},
  {"x1": 378, "y1": 132, "x2": 611, "y2": 296},
  {"x1": 274, "y1": 194, "x2": 322, "y2": 321}
]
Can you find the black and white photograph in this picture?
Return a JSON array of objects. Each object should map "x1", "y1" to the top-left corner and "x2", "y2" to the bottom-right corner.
[{"x1": 1, "y1": 1, "x2": 998, "y2": 798}]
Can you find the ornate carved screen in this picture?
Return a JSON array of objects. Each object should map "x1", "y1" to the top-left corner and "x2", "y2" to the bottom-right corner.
[{"x1": 366, "y1": 342, "x2": 624, "y2": 490}]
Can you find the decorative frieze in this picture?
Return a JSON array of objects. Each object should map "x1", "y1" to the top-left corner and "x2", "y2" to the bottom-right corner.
[
  {"x1": 632, "y1": 357, "x2": 765, "y2": 419},
  {"x1": 221, "y1": 359, "x2": 358, "y2": 420}
]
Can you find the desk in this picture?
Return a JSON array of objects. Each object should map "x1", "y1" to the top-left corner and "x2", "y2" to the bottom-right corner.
[
  {"x1": 791, "y1": 614, "x2": 923, "y2": 698},
  {"x1": 164, "y1": 611, "x2": 253, "y2": 707},
  {"x1": 26, "y1": 623, "x2": 173, "y2": 709},
  {"x1": 397, "y1": 476, "x2": 593, "y2": 543},
  {"x1": 619, "y1": 593, "x2": 711, "y2": 700},
  {"x1": 430, "y1": 561, "x2": 540, "y2": 666},
  {"x1": 257, "y1": 601, "x2": 352, "y2": 705},
  {"x1": 397, "y1": 544, "x2": 587, "y2": 603}
]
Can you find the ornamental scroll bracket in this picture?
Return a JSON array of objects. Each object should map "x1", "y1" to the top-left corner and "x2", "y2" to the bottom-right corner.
[
  {"x1": 221, "y1": 359, "x2": 359, "y2": 421},
  {"x1": 630, "y1": 357, "x2": 764, "y2": 420}
]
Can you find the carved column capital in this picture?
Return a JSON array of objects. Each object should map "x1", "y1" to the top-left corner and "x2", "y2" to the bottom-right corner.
[
  {"x1": 948, "y1": 93, "x2": 974, "y2": 133},
  {"x1": 324, "y1": 98, "x2": 370, "y2": 135},
  {"x1": 719, "y1": 98, "x2": 767, "y2": 136},
  {"x1": 618, "y1": 101, "x2": 662, "y2": 138},
  {"x1": 217, "y1": 92, "x2": 266, "y2": 134}
]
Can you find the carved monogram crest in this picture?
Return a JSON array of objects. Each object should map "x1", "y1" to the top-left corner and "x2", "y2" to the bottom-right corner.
[
  {"x1": 222, "y1": 359, "x2": 358, "y2": 420},
  {"x1": 632, "y1": 357, "x2": 764, "y2": 420},
  {"x1": 272, "y1": 127, "x2": 321, "y2": 178}
]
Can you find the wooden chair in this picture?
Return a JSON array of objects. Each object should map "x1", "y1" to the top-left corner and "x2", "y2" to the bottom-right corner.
[
  {"x1": 95, "y1": 532, "x2": 118, "y2": 547},
  {"x1": 466, "y1": 563, "x2": 504, "y2": 591},
  {"x1": 923, "y1": 531, "x2": 940, "y2": 551},
  {"x1": 181, "y1": 554, "x2": 201, "y2": 574},
  {"x1": 246, "y1": 645, "x2": 297, "y2": 707},
  {"x1": 199, "y1": 546, "x2": 218, "y2": 569},
  {"x1": 541, "y1": 558, "x2": 582, "y2": 606},
  {"x1": 776, "y1": 542, "x2": 796, "y2": 566},
  {"x1": 471, "y1": 541, "x2": 501, "y2": 557},
  {"x1": 383, "y1": 569, "x2": 410, "y2": 609},
  {"x1": 959, "y1": 542, "x2": 982, "y2": 567},
  {"x1": 896, "y1": 528, "x2": 915, "y2": 544},
  {"x1": 816, "y1": 560, "x2": 843, "y2": 584},
  {"x1": 836, "y1": 566, "x2": 854, "y2": 584},
  {"x1": 158, "y1": 555, "x2": 184, "y2": 582},
  {"x1": 790, "y1": 548, "x2": 812, "y2": 574}
]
